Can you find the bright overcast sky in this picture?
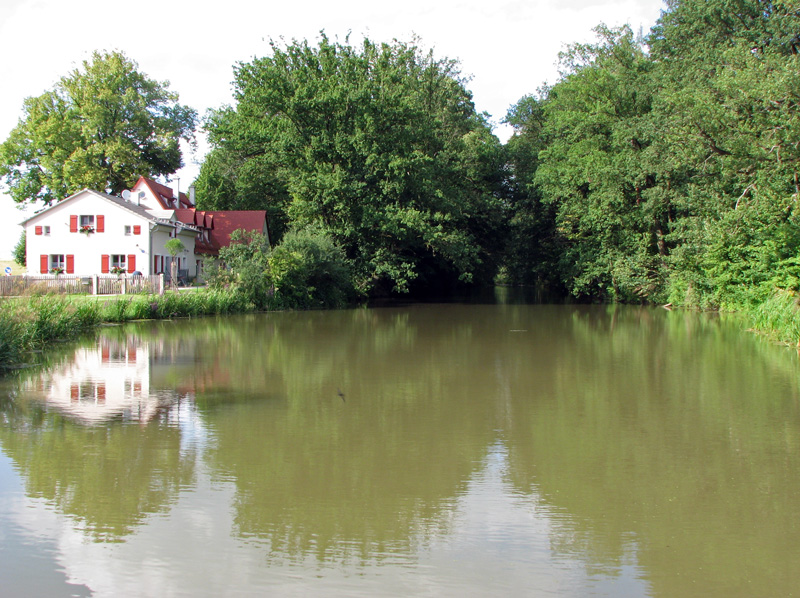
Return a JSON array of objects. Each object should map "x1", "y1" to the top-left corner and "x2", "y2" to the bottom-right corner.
[{"x1": 0, "y1": 0, "x2": 665, "y2": 259}]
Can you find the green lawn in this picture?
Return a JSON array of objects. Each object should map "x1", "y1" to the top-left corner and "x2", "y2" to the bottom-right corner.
[{"x1": 0, "y1": 260, "x2": 24, "y2": 275}]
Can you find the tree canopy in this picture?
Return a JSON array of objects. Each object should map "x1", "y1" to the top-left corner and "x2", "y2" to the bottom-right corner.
[
  {"x1": 0, "y1": 50, "x2": 197, "y2": 205},
  {"x1": 504, "y1": 0, "x2": 800, "y2": 307},
  {"x1": 196, "y1": 34, "x2": 506, "y2": 295}
]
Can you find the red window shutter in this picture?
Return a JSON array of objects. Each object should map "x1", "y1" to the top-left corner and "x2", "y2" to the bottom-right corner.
[
  {"x1": 35, "y1": 225, "x2": 42, "y2": 235},
  {"x1": 96, "y1": 215, "x2": 105, "y2": 232},
  {"x1": 127, "y1": 254, "x2": 136, "y2": 273},
  {"x1": 133, "y1": 225, "x2": 141, "y2": 235},
  {"x1": 40, "y1": 254, "x2": 48, "y2": 273},
  {"x1": 66, "y1": 255, "x2": 74, "y2": 274},
  {"x1": 70, "y1": 215, "x2": 78, "y2": 232},
  {"x1": 101, "y1": 255, "x2": 110, "y2": 273}
]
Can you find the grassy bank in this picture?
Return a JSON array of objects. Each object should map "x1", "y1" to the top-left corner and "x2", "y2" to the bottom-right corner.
[
  {"x1": 744, "y1": 289, "x2": 800, "y2": 348},
  {"x1": 4, "y1": 284, "x2": 799, "y2": 372},
  {"x1": 0, "y1": 289, "x2": 254, "y2": 370}
]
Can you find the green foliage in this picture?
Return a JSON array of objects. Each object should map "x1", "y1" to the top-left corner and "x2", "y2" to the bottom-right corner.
[
  {"x1": 214, "y1": 229, "x2": 273, "y2": 310},
  {"x1": 0, "y1": 297, "x2": 101, "y2": 369},
  {"x1": 531, "y1": 25, "x2": 664, "y2": 302},
  {"x1": 507, "y1": 0, "x2": 800, "y2": 308},
  {"x1": 747, "y1": 289, "x2": 800, "y2": 346},
  {"x1": 164, "y1": 239, "x2": 186, "y2": 257},
  {"x1": 212, "y1": 227, "x2": 353, "y2": 310},
  {"x1": 13, "y1": 230, "x2": 25, "y2": 267},
  {"x1": 0, "y1": 50, "x2": 197, "y2": 204},
  {"x1": 503, "y1": 93, "x2": 563, "y2": 291},
  {"x1": 269, "y1": 226, "x2": 354, "y2": 309},
  {"x1": 197, "y1": 34, "x2": 505, "y2": 295}
]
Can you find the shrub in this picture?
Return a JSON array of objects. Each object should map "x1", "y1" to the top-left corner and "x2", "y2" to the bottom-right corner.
[
  {"x1": 269, "y1": 226, "x2": 354, "y2": 309},
  {"x1": 13, "y1": 231, "x2": 26, "y2": 267},
  {"x1": 216, "y1": 230, "x2": 273, "y2": 310}
]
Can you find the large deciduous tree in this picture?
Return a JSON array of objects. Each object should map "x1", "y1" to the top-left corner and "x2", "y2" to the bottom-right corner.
[
  {"x1": 0, "y1": 50, "x2": 197, "y2": 205},
  {"x1": 508, "y1": 0, "x2": 800, "y2": 307},
  {"x1": 532, "y1": 25, "x2": 663, "y2": 302},
  {"x1": 196, "y1": 34, "x2": 505, "y2": 295}
]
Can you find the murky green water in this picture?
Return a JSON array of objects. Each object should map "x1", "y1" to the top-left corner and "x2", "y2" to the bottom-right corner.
[{"x1": 1, "y1": 302, "x2": 799, "y2": 597}]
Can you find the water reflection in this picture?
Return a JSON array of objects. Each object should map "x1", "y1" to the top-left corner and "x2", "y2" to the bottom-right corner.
[
  {"x1": 0, "y1": 330, "x2": 197, "y2": 541},
  {"x1": 16, "y1": 334, "x2": 174, "y2": 424},
  {"x1": 502, "y1": 306, "x2": 800, "y2": 597},
  {"x1": 0, "y1": 305, "x2": 799, "y2": 596},
  {"x1": 200, "y1": 308, "x2": 500, "y2": 565}
]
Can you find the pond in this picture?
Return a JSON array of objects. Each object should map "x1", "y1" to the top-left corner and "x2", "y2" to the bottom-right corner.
[{"x1": 1, "y1": 301, "x2": 799, "y2": 597}]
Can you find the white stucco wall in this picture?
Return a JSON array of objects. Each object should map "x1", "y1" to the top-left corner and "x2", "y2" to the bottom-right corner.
[
  {"x1": 149, "y1": 225, "x2": 198, "y2": 277},
  {"x1": 23, "y1": 189, "x2": 201, "y2": 278},
  {"x1": 25, "y1": 191, "x2": 155, "y2": 275}
]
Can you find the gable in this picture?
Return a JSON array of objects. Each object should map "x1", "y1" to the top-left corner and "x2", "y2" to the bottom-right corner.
[{"x1": 131, "y1": 176, "x2": 193, "y2": 210}]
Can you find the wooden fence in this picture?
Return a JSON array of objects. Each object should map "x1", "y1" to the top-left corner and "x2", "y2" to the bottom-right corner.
[{"x1": 0, "y1": 274, "x2": 165, "y2": 297}]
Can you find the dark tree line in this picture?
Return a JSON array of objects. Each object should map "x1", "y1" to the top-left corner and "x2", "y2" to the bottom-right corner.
[{"x1": 504, "y1": 0, "x2": 800, "y2": 308}]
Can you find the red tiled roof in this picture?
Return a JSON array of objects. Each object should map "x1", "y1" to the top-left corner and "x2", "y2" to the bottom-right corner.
[
  {"x1": 203, "y1": 211, "x2": 267, "y2": 247},
  {"x1": 172, "y1": 208, "x2": 267, "y2": 256},
  {"x1": 174, "y1": 209, "x2": 201, "y2": 227}
]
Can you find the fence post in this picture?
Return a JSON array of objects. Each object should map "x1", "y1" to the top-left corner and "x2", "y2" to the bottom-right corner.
[
  {"x1": 159, "y1": 273, "x2": 165, "y2": 295},
  {"x1": 92, "y1": 275, "x2": 98, "y2": 295},
  {"x1": 122, "y1": 277, "x2": 127, "y2": 295}
]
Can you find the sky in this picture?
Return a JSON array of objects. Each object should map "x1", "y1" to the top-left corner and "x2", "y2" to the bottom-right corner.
[{"x1": 0, "y1": 0, "x2": 666, "y2": 260}]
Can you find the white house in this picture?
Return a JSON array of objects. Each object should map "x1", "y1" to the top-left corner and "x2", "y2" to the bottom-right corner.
[
  {"x1": 22, "y1": 188, "x2": 199, "y2": 277},
  {"x1": 21, "y1": 177, "x2": 270, "y2": 279}
]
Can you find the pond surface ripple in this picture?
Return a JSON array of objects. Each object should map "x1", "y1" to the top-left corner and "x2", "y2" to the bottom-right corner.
[{"x1": 1, "y1": 303, "x2": 799, "y2": 597}]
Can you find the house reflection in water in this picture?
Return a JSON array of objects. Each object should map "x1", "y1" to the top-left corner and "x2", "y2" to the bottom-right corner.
[{"x1": 28, "y1": 337, "x2": 186, "y2": 424}]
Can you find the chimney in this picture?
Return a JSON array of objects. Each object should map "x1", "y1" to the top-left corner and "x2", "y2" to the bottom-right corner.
[
  {"x1": 189, "y1": 185, "x2": 196, "y2": 206},
  {"x1": 173, "y1": 177, "x2": 180, "y2": 207}
]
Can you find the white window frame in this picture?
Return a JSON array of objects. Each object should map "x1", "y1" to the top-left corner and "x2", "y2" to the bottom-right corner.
[
  {"x1": 50, "y1": 254, "x2": 65, "y2": 270},
  {"x1": 124, "y1": 225, "x2": 132, "y2": 236},
  {"x1": 79, "y1": 215, "x2": 95, "y2": 228},
  {"x1": 43, "y1": 225, "x2": 51, "y2": 235},
  {"x1": 111, "y1": 255, "x2": 127, "y2": 270}
]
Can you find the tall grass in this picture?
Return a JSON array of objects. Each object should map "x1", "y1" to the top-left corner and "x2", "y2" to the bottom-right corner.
[
  {"x1": 0, "y1": 289, "x2": 256, "y2": 371},
  {"x1": 746, "y1": 289, "x2": 800, "y2": 347},
  {"x1": 0, "y1": 296, "x2": 102, "y2": 368}
]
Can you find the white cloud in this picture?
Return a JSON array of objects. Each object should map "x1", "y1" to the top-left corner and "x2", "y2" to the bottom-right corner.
[{"x1": 0, "y1": 0, "x2": 665, "y2": 259}]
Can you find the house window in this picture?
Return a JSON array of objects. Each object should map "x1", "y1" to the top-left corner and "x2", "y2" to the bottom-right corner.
[
  {"x1": 50, "y1": 254, "x2": 65, "y2": 270},
  {"x1": 43, "y1": 226, "x2": 51, "y2": 235},
  {"x1": 80, "y1": 215, "x2": 95, "y2": 228},
  {"x1": 124, "y1": 225, "x2": 132, "y2": 235},
  {"x1": 111, "y1": 255, "x2": 127, "y2": 270}
]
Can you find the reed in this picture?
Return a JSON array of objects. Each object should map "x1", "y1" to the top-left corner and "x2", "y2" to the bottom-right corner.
[
  {"x1": 0, "y1": 289, "x2": 256, "y2": 371},
  {"x1": 746, "y1": 289, "x2": 800, "y2": 347}
]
